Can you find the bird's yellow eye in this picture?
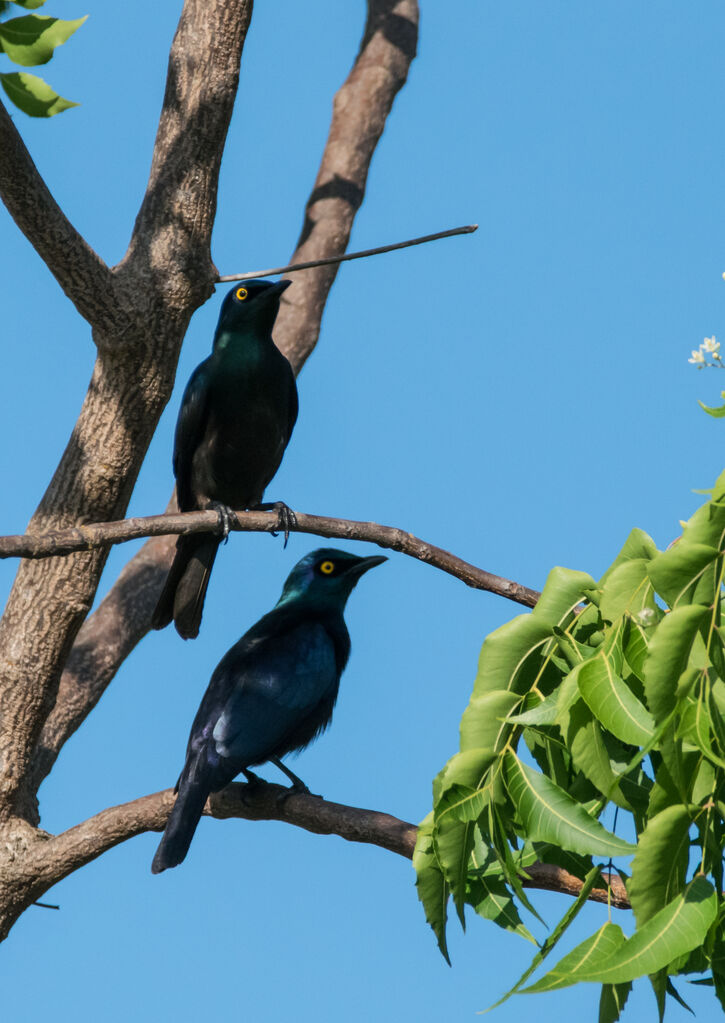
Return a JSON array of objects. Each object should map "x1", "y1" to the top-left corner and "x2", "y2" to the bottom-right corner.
[
  {"x1": 235, "y1": 286, "x2": 249, "y2": 301},
  {"x1": 320, "y1": 560, "x2": 335, "y2": 575}
]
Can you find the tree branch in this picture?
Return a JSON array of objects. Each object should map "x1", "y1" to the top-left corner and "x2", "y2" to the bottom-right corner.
[
  {"x1": 29, "y1": 532, "x2": 178, "y2": 795},
  {"x1": 117, "y1": 0, "x2": 253, "y2": 310},
  {"x1": 26, "y1": 0, "x2": 423, "y2": 810},
  {"x1": 0, "y1": 100, "x2": 117, "y2": 329},
  {"x1": 0, "y1": 0, "x2": 255, "y2": 826},
  {"x1": 273, "y1": 0, "x2": 420, "y2": 373},
  {"x1": 0, "y1": 508, "x2": 540, "y2": 608},
  {"x1": 217, "y1": 224, "x2": 478, "y2": 282},
  {"x1": 26, "y1": 784, "x2": 630, "y2": 914}
]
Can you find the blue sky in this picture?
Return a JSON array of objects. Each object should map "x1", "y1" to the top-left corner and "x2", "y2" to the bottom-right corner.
[{"x1": 1, "y1": 2, "x2": 725, "y2": 1020}]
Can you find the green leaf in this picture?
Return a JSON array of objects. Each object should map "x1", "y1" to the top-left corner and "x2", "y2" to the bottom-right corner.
[
  {"x1": 0, "y1": 14, "x2": 85, "y2": 66},
  {"x1": 473, "y1": 615, "x2": 554, "y2": 699},
  {"x1": 487, "y1": 805, "x2": 546, "y2": 925},
  {"x1": 468, "y1": 875, "x2": 536, "y2": 944},
  {"x1": 522, "y1": 922, "x2": 625, "y2": 992},
  {"x1": 563, "y1": 698, "x2": 627, "y2": 806},
  {"x1": 487, "y1": 865, "x2": 603, "y2": 1010},
  {"x1": 459, "y1": 690, "x2": 520, "y2": 753},
  {"x1": 643, "y1": 606, "x2": 708, "y2": 724},
  {"x1": 562, "y1": 878, "x2": 716, "y2": 985},
  {"x1": 628, "y1": 806, "x2": 691, "y2": 928},
  {"x1": 532, "y1": 566, "x2": 596, "y2": 626},
  {"x1": 699, "y1": 399, "x2": 725, "y2": 418},
  {"x1": 578, "y1": 652, "x2": 655, "y2": 746},
  {"x1": 600, "y1": 529, "x2": 660, "y2": 584},
  {"x1": 505, "y1": 691, "x2": 559, "y2": 726},
  {"x1": 624, "y1": 620, "x2": 651, "y2": 680},
  {"x1": 433, "y1": 808, "x2": 475, "y2": 924},
  {"x1": 0, "y1": 69, "x2": 76, "y2": 115},
  {"x1": 413, "y1": 813, "x2": 450, "y2": 963},
  {"x1": 599, "y1": 982, "x2": 632, "y2": 1023},
  {"x1": 504, "y1": 753, "x2": 636, "y2": 857},
  {"x1": 681, "y1": 495, "x2": 725, "y2": 550},
  {"x1": 600, "y1": 559, "x2": 658, "y2": 623},
  {"x1": 649, "y1": 543, "x2": 721, "y2": 609},
  {"x1": 665, "y1": 977, "x2": 695, "y2": 1016},
  {"x1": 648, "y1": 968, "x2": 667, "y2": 1022},
  {"x1": 678, "y1": 693, "x2": 718, "y2": 763},
  {"x1": 530, "y1": 842, "x2": 594, "y2": 882},
  {"x1": 712, "y1": 934, "x2": 725, "y2": 1013},
  {"x1": 555, "y1": 662, "x2": 588, "y2": 724},
  {"x1": 433, "y1": 749, "x2": 495, "y2": 804},
  {"x1": 8, "y1": 0, "x2": 48, "y2": 8},
  {"x1": 436, "y1": 783, "x2": 488, "y2": 824}
]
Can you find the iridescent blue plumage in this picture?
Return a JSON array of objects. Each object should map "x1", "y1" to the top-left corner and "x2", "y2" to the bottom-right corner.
[{"x1": 151, "y1": 548, "x2": 386, "y2": 873}]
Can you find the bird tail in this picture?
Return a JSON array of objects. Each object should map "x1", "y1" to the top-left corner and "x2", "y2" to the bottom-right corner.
[
  {"x1": 151, "y1": 751, "x2": 211, "y2": 874},
  {"x1": 151, "y1": 534, "x2": 220, "y2": 640}
]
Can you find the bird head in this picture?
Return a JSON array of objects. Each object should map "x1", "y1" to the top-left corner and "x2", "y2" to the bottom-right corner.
[
  {"x1": 215, "y1": 279, "x2": 291, "y2": 340},
  {"x1": 277, "y1": 548, "x2": 387, "y2": 610}
]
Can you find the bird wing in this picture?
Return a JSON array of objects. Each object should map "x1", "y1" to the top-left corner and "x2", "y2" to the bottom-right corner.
[
  {"x1": 210, "y1": 621, "x2": 338, "y2": 764},
  {"x1": 286, "y1": 372, "x2": 299, "y2": 438},
  {"x1": 173, "y1": 357, "x2": 213, "y2": 511}
]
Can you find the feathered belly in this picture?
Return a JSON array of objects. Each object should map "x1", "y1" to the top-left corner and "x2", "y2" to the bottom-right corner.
[{"x1": 191, "y1": 411, "x2": 289, "y2": 509}]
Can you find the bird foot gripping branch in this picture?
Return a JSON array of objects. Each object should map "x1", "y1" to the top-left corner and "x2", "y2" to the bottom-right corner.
[
  {"x1": 151, "y1": 279, "x2": 298, "y2": 640},
  {"x1": 252, "y1": 501, "x2": 298, "y2": 547},
  {"x1": 151, "y1": 549, "x2": 386, "y2": 874}
]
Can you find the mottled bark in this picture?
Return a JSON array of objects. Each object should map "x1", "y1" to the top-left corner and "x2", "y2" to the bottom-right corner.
[
  {"x1": 0, "y1": 0, "x2": 254, "y2": 827},
  {"x1": 0, "y1": 103, "x2": 115, "y2": 330},
  {"x1": 273, "y1": 0, "x2": 419, "y2": 373},
  {"x1": 27, "y1": 0, "x2": 423, "y2": 815},
  {"x1": 29, "y1": 532, "x2": 178, "y2": 794}
]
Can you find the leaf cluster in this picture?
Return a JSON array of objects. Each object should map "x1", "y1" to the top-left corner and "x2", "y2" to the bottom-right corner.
[
  {"x1": 415, "y1": 471, "x2": 725, "y2": 1019},
  {"x1": 0, "y1": 0, "x2": 84, "y2": 117}
]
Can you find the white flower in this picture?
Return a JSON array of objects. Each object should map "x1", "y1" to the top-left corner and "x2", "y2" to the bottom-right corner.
[
  {"x1": 703, "y1": 336, "x2": 720, "y2": 354},
  {"x1": 689, "y1": 349, "x2": 706, "y2": 364}
]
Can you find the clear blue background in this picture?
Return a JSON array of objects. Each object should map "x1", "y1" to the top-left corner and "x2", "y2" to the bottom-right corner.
[{"x1": 1, "y1": 2, "x2": 724, "y2": 1020}]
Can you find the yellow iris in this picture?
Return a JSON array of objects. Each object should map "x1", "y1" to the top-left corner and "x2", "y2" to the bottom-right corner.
[
  {"x1": 320, "y1": 561, "x2": 335, "y2": 575},
  {"x1": 235, "y1": 286, "x2": 248, "y2": 301}
]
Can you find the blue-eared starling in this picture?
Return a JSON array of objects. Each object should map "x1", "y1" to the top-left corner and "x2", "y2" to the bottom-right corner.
[
  {"x1": 151, "y1": 548, "x2": 386, "y2": 874},
  {"x1": 152, "y1": 279, "x2": 298, "y2": 640}
]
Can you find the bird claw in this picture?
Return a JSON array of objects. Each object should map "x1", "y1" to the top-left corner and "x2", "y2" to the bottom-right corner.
[
  {"x1": 240, "y1": 769, "x2": 266, "y2": 804},
  {"x1": 252, "y1": 501, "x2": 297, "y2": 548},
  {"x1": 211, "y1": 502, "x2": 234, "y2": 544},
  {"x1": 275, "y1": 782, "x2": 321, "y2": 809}
]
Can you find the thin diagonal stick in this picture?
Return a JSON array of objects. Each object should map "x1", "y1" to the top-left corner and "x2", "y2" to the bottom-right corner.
[{"x1": 217, "y1": 224, "x2": 478, "y2": 283}]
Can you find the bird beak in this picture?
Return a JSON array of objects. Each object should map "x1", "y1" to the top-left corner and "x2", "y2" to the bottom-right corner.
[
  {"x1": 344, "y1": 554, "x2": 388, "y2": 579},
  {"x1": 264, "y1": 279, "x2": 292, "y2": 302}
]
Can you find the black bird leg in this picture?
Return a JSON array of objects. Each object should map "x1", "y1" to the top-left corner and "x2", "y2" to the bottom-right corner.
[
  {"x1": 270, "y1": 756, "x2": 321, "y2": 802},
  {"x1": 239, "y1": 768, "x2": 266, "y2": 804},
  {"x1": 252, "y1": 501, "x2": 297, "y2": 548},
  {"x1": 211, "y1": 502, "x2": 235, "y2": 544}
]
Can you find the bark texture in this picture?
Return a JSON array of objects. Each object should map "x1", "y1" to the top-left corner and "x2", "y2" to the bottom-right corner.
[
  {"x1": 0, "y1": 0, "x2": 423, "y2": 942},
  {"x1": 0, "y1": 0, "x2": 254, "y2": 824},
  {"x1": 273, "y1": 0, "x2": 419, "y2": 373},
  {"x1": 0, "y1": 0, "x2": 635, "y2": 957},
  {"x1": 25, "y1": 0, "x2": 423, "y2": 818}
]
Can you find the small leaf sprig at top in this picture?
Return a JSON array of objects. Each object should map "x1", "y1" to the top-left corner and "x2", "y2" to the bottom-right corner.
[
  {"x1": 415, "y1": 468, "x2": 725, "y2": 1019},
  {"x1": 0, "y1": 0, "x2": 85, "y2": 117}
]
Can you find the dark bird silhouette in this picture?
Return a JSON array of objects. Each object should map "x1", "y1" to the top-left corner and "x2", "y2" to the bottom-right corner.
[
  {"x1": 151, "y1": 548, "x2": 386, "y2": 874},
  {"x1": 152, "y1": 279, "x2": 298, "y2": 640}
]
